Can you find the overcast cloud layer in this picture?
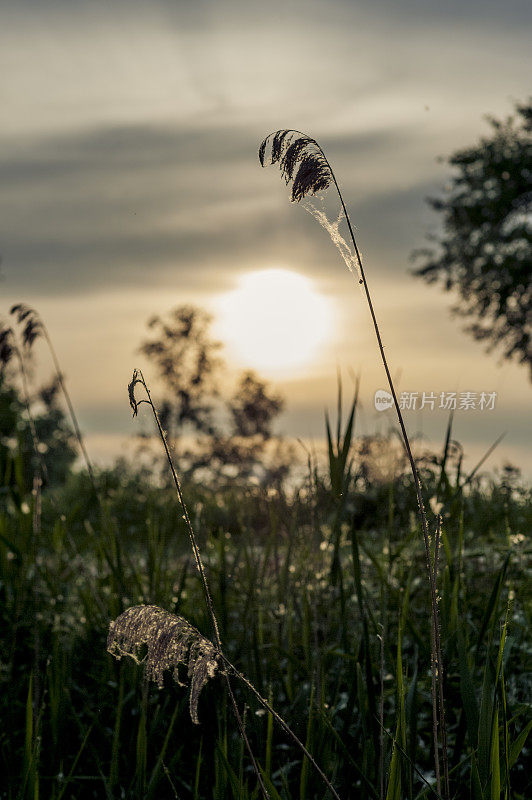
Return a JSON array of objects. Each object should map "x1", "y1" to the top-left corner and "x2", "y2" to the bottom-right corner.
[{"x1": 1, "y1": 0, "x2": 531, "y2": 476}]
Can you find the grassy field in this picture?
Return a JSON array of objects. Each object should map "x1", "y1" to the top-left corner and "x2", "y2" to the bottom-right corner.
[{"x1": 1, "y1": 406, "x2": 531, "y2": 799}]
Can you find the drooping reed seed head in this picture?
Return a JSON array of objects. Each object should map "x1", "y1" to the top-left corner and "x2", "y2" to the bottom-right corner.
[
  {"x1": 259, "y1": 130, "x2": 333, "y2": 202},
  {"x1": 259, "y1": 129, "x2": 363, "y2": 282},
  {"x1": 0, "y1": 324, "x2": 14, "y2": 368},
  {"x1": 107, "y1": 605, "x2": 220, "y2": 724},
  {"x1": 10, "y1": 304, "x2": 45, "y2": 350}
]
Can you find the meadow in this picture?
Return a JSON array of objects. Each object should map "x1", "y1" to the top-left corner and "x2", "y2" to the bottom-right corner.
[
  {"x1": 1, "y1": 129, "x2": 531, "y2": 799},
  {"x1": 1, "y1": 369, "x2": 531, "y2": 799}
]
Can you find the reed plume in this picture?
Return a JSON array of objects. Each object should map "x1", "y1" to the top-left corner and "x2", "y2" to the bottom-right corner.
[
  {"x1": 108, "y1": 605, "x2": 219, "y2": 725},
  {"x1": 259, "y1": 129, "x2": 449, "y2": 800},
  {"x1": 259, "y1": 131, "x2": 333, "y2": 201}
]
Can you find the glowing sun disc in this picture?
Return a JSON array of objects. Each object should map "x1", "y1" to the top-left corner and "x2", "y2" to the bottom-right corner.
[{"x1": 214, "y1": 268, "x2": 333, "y2": 373}]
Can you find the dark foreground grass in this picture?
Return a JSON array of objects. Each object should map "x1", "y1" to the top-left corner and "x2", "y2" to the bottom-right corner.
[{"x1": 0, "y1": 430, "x2": 531, "y2": 799}]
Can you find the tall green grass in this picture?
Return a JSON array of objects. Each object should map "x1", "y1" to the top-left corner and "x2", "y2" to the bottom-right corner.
[{"x1": 0, "y1": 420, "x2": 530, "y2": 797}]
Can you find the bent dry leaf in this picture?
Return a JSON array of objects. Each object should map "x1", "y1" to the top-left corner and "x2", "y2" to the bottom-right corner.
[{"x1": 107, "y1": 605, "x2": 220, "y2": 724}]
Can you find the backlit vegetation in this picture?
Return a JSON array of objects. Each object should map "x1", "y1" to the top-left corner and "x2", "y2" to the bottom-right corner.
[{"x1": 0, "y1": 130, "x2": 530, "y2": 800}]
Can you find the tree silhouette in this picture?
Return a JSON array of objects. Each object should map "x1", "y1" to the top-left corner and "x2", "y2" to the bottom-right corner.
[
  {"x1": 230, "y1": 371, "x2": 284, "y2": 438},
  {"x1": 139, "y1": 305, "x2": 223, "y2": 438},
  {"x1": 413, "y1": 101, "x2": 531, "y2": 377},
  {"x1": 139, "y1": 305, "x2": 287, "y2": 483}
]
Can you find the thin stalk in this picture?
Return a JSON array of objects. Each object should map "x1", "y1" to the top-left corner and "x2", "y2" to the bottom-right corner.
[
  {"x1": 32, "y1": 476, "x2": 42, "y2": 733},
  {"x1": 378, "y1": 624, "x2": 386, "y2": 800},
  {"x1": 263, "y1": 130, "x2": 448, "y2": 798},
  {"x1": 11, "y1": 333, "x2": 108, "y2": 616},
  {"x1": 312, "y1": 138, "x2": 449, "y2": 800},
  {"x1": 433, "y1": 516, "x2": 449, "y2": 797},
  {"x1": 10, "y1": 306, "x2": 97, "y2": 494},
  {"x1": 129, "y1": 369, "x2": 270, "y2": 800},
  {"x1": 131, "y1": 370, "x2": 219, "y2": 643},
  {"x1": 131, "y1": 369, "x2": 343, "y2": 800},
  {"x1": 375, "y1": 716, "x2": 444, "y2": 800},
  {"x1": 430, "y1": 600, "x2": 441, "y2": 794},
  {"x1": 42, "y1": 326, "x2": 97, "y2": 494},
  {"x1": 456, "y1": 432, "x2": 506, "y2": 494},
  {"x1": 13, "y1": 343, "x2": 50, "y2": 487},
  {"x1": 220, "y1": 653, "x2": 342, "y2": 800}
]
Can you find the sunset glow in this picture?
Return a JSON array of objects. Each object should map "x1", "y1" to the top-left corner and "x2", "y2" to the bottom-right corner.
[{"x1": 214, "y1": 269, "x2": 334, "y2": 373}]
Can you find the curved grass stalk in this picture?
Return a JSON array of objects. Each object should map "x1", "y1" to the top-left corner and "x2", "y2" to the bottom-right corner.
[
  {"x1": 0, "y1": 324, "x2": 50, "y2": 487},
  {"x1": 259, "y1": 130, "x2": 449, "y2": 800},
  {"x1": 1, "y1": 324, "x2": 109, "y2": 619},
  {"x1": 128, "y1": 369, "x2": 268, "y2": 798},
  {"x1": 219, "y1": 652, "x2": 341, "y2": 800},
  {"x1": 10, "y1": 304, "x2": 97, "y2": 494},
  {"x1": 128, "y1": 368, "x2": 341, "y2": 800},
  {"x1": 107, "y1": 601, "x2": 341, "y2": 800}
]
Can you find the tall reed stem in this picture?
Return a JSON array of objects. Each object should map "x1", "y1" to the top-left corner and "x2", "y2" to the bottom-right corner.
[
  {"x1": 326, "y1": 145, "x2": 449, "y2": 800},
  {"x1": 327, "y1": 148, "x2": 449, "y2": 800},
  {"x1": 260, "y1": 131, "x2": 449, "y2": 799}
]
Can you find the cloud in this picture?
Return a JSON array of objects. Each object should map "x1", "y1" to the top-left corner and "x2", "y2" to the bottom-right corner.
[
  {"x1": 2, "y1": 0, "x2": 530, "y2": 141},
  {"x1": 0, "y1": 118, "x2": 444, "y2": 297}
]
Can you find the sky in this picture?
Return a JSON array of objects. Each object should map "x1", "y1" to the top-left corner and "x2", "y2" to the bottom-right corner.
[{"x1": 1, "y1": 0, "x2": 531, "y2": 480}]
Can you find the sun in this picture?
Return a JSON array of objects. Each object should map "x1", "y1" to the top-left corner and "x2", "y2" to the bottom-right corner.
[{"x1": 214, "y1": 268, "x2": 333, "y2": 374}]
